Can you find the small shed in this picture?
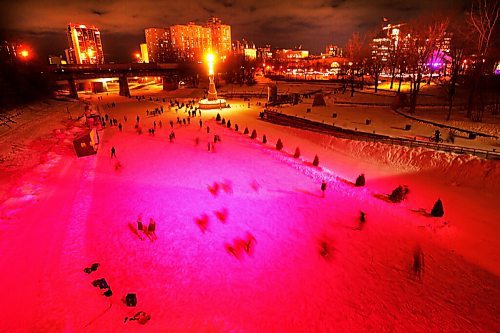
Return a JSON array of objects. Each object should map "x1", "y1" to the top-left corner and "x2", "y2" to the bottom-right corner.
[
  {"x1": 73, "y1": 128, "x2": 100, "y2": 157},
  {"x1": 312, "y1": 93, "x2": 327, "y2": 107}
]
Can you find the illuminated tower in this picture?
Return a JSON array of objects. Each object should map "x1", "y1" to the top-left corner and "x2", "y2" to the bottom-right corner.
[{"x1": 67, "y1": 23, "x2": 104, "y2": 64}]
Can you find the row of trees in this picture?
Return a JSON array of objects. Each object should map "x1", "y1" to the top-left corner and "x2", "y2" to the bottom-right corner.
[{"x1": 344, "y1": 0, "x2": 498, "y2": 121}]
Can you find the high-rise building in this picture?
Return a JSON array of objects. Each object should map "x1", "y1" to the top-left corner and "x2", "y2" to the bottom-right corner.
[
  {"x1": 206, "y1": 17, "x2": 232, "y2": 58},
  {"x1": 170, "y1": 22, "x2": 212, "y2": 61},
  {"x1": 140, "y1": 43, "x2": 149, "y2": 63},
  {"x1": 144, "y1": 28, "x2": 175, "y2": 63},
  {"x1": 66, "y1": 23, "x2": 104, "y2": 64}
]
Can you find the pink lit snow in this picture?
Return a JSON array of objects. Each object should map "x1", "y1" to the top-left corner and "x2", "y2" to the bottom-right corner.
[{"x1": 0, "y1": 90, "x2": 498, "y2": 332}]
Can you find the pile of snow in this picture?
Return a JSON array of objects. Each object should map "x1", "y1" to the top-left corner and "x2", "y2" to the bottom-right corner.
[{"x1": 282, "y1": 127, "x2": 499, "y2": 191}]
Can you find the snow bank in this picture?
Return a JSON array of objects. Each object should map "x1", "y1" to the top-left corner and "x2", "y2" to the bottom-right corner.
[{"x1": 284, "y1": 127, "x2": 500, "y2": 190}]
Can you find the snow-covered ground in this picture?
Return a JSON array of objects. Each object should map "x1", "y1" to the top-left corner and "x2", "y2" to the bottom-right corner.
[{"x1": 0, "y1": 87, "x2": 498, "y2": 332}]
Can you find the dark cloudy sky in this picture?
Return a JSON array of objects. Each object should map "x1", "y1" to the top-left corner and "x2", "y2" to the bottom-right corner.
[{"x1": 1, "y1": 0, "x2": 468, "y2": 63}]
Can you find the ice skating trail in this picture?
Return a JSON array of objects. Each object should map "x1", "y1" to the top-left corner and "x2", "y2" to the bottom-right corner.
[{"x1": 0, "y1": 94, "x2": 498, "y2": 333}]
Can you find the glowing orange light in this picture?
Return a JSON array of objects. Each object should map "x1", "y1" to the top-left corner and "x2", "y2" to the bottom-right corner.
[
  {"x1": 20, "y1": 50, "x2": 29, "y2": 58},
  {"x1": 135, "y1": 53, "x2": 141, "y2": 58},
  {"x1": 206, "y1": 52, "x2": 215, "y2": 76}
]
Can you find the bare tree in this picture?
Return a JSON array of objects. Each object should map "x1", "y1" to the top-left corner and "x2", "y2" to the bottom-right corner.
[
  {"x1": 346, "y1": 33, "x2": 363, "y2": 97},
  {"x1": 466, "y1": 0, "x2": 499, "y2": 121},
  {"x1": 406, "y1": 19, "x2": 448, "y2": 113}
]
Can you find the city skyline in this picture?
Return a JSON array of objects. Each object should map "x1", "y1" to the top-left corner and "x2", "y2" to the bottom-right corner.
[{"x1": 0, "y1": 0, "x2": 468, "y2": 62}]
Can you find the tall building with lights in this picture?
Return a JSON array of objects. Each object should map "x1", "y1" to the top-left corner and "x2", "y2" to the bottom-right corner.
[
  {"x1": 169, "y1": 22, "x2": 212, "y2": 61},
  {"x1": 144, "y1": 28, "x2": 175, "y2": 63},
  {"x1": 66, "y1": 23, "x2": 104, "y2": 64},
  {"x1": 206, "y1": 17, "x2": 231, "y2": 58}
]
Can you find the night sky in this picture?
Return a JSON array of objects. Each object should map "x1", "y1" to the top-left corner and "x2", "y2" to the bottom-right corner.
[{"x1": 1, "y1": 0, "x2": 468, "y2": 63}]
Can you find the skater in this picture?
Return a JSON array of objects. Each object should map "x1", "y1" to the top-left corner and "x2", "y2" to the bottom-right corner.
[
  {"x1": 118, "y1": 123, "x2": 123, "y2": 131},
  {"x1": 111, "y1": 146, "x2": 116, "y2": 158},
  {"x1": 199, "y1": 119, "x2": 203, "y2": 128},
  {"x1": 207, "y1": 126, "x2": 210, "y2": 134},
  {"x1": 412, "y1": 245, "x2": 424, "y2": 280},
  {"x1": 169, "y1": 120, "x2": 174, "y2": 128},
  {"x1": 321, "y1": 180, "x2": 327, "y2": 198},
  {"x1": 136, "y1": 115, "x2": 140, "y2": 123},
  {"x1": 187, "y1": 117, "x2": 190, "y2": 125},
  {"x1": 357, "y1": 211, "x2": 366, "y2": 230},
  {"x1": 137, "y1": 216, "x2": 143, "y2": 231},
  {"x1": 148, "y1": 218, "x2": 156, "y2": 232}
]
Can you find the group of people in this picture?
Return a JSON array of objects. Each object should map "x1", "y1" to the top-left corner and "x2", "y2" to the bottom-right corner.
[{"x1": 137, "y1": 216, "x2": 157, "y2": 240}]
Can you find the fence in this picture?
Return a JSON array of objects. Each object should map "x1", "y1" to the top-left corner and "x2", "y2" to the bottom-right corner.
[{"x1": 262, "y1": 110, "x2": 500, "y2": 160}]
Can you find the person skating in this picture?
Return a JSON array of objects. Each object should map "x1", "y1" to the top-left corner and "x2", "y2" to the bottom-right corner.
[
  {"x1": 111, "y1": 146, "x2": 116, "y2": 158},
  {"x1": 199, "y1": 119, "x2": 203, "y2": 128},
  {"x1": 321, "y1": 180, "x2": 327, "y2": 198},
  {"x1": 148, "y1": 218, "x2": 156, "y2": 240},
  {"x1": 136, "y1": 115, "x2": 140, "y2": 123},
  {"x1": 118, "y1": 123, "x2": 123, "y2": 131}
]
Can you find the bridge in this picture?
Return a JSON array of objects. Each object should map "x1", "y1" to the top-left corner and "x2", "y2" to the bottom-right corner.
[{"x1": 46, "y1": 63, "x2": 200, "y2": 98}]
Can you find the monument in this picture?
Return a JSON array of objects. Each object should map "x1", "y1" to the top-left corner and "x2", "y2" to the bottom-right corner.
[{"x1": 198, "y1": 53, "x2": 227, "y2": 110}]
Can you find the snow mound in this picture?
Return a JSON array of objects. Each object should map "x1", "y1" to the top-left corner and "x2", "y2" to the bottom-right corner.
[{"x1": 335, "y1": 138, "x2": 500, "y2": 190}]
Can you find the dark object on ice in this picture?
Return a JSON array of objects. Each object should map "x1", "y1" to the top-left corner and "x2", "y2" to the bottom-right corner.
[
  {"x1": 365, "y1": 119, "x2": 371, "y2": 125},
  {"x1": 319, "y1": 241, "x2": 332, "y2": 259},
  {"x1": 170, "y1": 120, "x2": 174, "y2": 128},
  {"x1": 312, "y1": 155, "x2": 319, "y2": 167},
  {"x1": 235, "y1": 124, "x2": 239, "y2": 132},
  {"x1": 355, "y1": 174, "x2": 365, "y2": 187},
  {"x1": 293, "y1": 147, "x2": 300, "y2": 158},
  {"x1": 389, "y1": 185, "x2": 409, "y2": 203},
  {"x1": 125, "y1": 311, "x2": 151, "y2": 325},
  {"x1": 404, "y1": 124, "x2": 411, "y2": 131},
  {"x1": 221, "y1": 118, "x2": 226, "y2": 125},
  {"x1": 199, "y1": 119, "x2": 203, "y2": 128},
  {"x1": 250, "y1": 129, "x2": 257, "y2": 139},
  {"x1": 262, "y1": 135, "x2": 267, "y2": 144},
  {"x1": 125, "y1": 293, "x2": 137, "y2": 307},
  {"x1": 306, "y1": 108, "x2": 311, "y2": 113},
  {"x1": 103, "y1": 289, "x2": 113, "y2": 297},
  {"x1": 111, "y1": 146, "x2": 116, "y2": 158},
  {"x1": 430, "y1": 198, "x2": 444, "y2": 217},
  {"x1": 92, "y1": 278, "x2": 109, "y2": 289},
  {"x1": 468, "y1": 132, "x2": 476, "y2": 140},
  {"x1": 182, "y1": 118, "x2": 186, "y2": 125},
  {"x1": 276, "y1": 138, "x2": 283, "y2": 151},
  {"x1": 137, "y1": 219, "x2": 143, "y2": 231},
  {"x1": 207, "y1": 126, "x2": 210, "y2": 134},
  {"x1": 332, "y1": 113, "x2": 337, "y2": 118},
  {"x1": 216, "y1": 113, "x2": 221, "y2": 122},
  {"x1": 83, "y1": 263, "x2": 100, "y2": 274},
  {"x1": 244, "y1": 127, "x2": 249, "y2": 135},
  {"x1": 227, "y1": 120, "x2": 231, "y2": 128},
  {"x1": 360, "y1": 211, "x2": 366, "y2": 223}
]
